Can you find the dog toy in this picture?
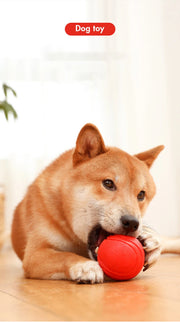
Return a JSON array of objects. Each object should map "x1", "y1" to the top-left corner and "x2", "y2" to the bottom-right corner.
[{"x1": 97, "y1": 235, "x2": 145, "y2": 280}]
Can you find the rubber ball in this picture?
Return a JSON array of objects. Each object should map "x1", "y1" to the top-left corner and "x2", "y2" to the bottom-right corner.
[{"x1": 97, "y1": 235, "x2": 145, "y2": 280}]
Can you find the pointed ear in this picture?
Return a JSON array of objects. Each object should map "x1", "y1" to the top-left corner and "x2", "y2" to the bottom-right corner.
[
  {"x1": 134, "y1": 145, "x2": 165, "y2": 168},
  {"x1": 73, "y1": 123, "x2": 107, "y2": 166}
]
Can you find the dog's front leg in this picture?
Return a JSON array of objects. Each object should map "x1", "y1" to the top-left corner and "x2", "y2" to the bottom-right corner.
[
  {"x1": 23, "y1": 246, "x2": 104, "y2": 284},
  {"x1": 138, "y1": 224, "x2": 162, "y2": 271}
]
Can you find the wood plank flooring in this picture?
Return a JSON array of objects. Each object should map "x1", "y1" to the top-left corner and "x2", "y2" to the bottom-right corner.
[{"x1": 0, "y1": 248, "x2": 180, "y2": 321}]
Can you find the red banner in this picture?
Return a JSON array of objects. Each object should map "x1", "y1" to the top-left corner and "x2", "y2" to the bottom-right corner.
[{"x1": 65, "y1": 23, "x2": 115, "y2": 36}]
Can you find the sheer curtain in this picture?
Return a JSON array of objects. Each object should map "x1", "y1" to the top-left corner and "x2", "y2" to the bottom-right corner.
[
  {"x1": 0, "y1": 0, "x2": 179, "y2": 236},
  {"x1": 117, "y1": 0, "x2": 180, "y2": 236}
]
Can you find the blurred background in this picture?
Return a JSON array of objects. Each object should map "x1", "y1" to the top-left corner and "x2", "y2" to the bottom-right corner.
[{"x1": 0, "y1": 0, "x2": 179, "y2": 237}]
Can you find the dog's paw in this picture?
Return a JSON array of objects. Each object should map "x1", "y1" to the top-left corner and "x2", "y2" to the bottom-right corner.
[
  {"x1": 69, "y1": 260, "x2": 104, "y2": 284},
  {"x1": 138, "y1": 225, "x2": 162, "y2": 271}
]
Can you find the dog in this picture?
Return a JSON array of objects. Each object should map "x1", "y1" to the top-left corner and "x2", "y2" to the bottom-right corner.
[{"x1": 11, "y1": 123, "x2": 180, "y2": 283}]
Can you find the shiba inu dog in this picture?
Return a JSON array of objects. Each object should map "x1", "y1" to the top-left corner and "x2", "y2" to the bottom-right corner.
[{"x1": 11, "y1": 123, "x2": 180, "y2": 283}]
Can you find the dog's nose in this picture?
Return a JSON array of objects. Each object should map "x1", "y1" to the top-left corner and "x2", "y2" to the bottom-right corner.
[{"x1": 121, "y1": 215, "x2": 139, "y2": 233}]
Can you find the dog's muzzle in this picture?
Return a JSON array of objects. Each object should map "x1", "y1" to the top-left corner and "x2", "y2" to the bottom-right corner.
[{"x1": 87, "y1": 215, "x2": 140, "y2": 261}]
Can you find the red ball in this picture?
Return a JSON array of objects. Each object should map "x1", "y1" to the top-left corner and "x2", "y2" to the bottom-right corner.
[{"x1": 97, "y1": 235, "x2": 145, "y2": 280}]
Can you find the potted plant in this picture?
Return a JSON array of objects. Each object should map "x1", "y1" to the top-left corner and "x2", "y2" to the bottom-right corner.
[
  {"x1": 0, "y1": 83, "x2": 18, "y2": 120},
  {"x1": 0, "y1": 83, "x2": 17, "y2": 248}
]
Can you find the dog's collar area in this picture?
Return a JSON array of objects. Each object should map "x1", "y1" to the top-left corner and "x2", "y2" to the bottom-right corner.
[{"x1": 87, "y1": 225, "x2": 114, "y2": 261}]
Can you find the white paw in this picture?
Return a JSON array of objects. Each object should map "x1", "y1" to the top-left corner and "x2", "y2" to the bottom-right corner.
[
  {"x1": 69, "y1": 260, "x2": 104, "y2": 284},
  {"x1": 138, "y1": 225, "x2": 162, "y2": 271}
]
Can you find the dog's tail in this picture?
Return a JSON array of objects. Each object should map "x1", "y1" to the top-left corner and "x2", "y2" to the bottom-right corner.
[{"x1": 161, "y1": 236, "x2": 180, "y2": 254}]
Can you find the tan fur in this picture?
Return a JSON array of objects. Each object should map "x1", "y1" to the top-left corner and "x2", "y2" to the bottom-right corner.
[
  {"x1": 161, "y1": 236, "x2": 180, "y2": 254},
  {"x1": 11, "y1": 123, "x2": 178, "y2": 283}
]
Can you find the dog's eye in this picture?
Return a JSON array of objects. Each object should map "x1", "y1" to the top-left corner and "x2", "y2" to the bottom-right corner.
[
  {"x1": 137, "y1": 190, "x2": 145, "y2": 201},
  {"x1": 102, "y1": 179, "x2": 116, "y2": 191}
]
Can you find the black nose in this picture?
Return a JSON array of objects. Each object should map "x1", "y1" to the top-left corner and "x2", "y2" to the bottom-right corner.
[{"x1": 121, "y1": 215, "x2": 139, "y2": 233}]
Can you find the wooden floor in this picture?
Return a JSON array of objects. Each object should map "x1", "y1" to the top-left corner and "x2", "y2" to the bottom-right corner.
[{"x1": 0, "y1": 248, "x2": 180, "y2": 321}]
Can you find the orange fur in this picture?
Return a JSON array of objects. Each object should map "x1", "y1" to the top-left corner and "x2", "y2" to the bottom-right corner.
[{"x1": 11, "y1": 124, "x2": 165, "y2": 283}]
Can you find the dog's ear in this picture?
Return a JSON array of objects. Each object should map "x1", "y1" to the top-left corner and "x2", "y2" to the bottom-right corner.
[
  {"x1": 134, "y1": 145, "x2": 164, "y2": 168},
  {"x1": 73, "y1": 123, "x2": 107, "y2": 166}
]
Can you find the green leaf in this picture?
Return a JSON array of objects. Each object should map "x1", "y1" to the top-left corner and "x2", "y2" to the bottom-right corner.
[
  {"x1": 2, "y1": 83, "x2": 17, "y2": 99},
  {"x1": 0, "y1": 100, "x2": 18, "y2": 120}
]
